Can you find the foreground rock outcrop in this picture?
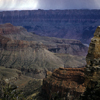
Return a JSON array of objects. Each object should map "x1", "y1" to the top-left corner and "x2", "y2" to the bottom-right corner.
[
  {"x1": 85, "y1": 26, "x2": 100, "y2": 83},
  {"x1": 42, "y1": 26, "x2": 100, "y2": 100},
  {"x1": 42, "y1": 67, "x2": 85, "y2": 100},
  {"x1": 80, "y1": 26, "x2": 100, "y2": 100},
  {"x1": 86, "y1": 26, "x2": 100, "y2": 69}
]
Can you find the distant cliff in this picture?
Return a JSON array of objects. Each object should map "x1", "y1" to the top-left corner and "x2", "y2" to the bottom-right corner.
[
  {"x1": 0, "y1": 23, "x2": 88, "y2": 79},
  {"x1": 0, "y1": 23, "x2": 64, "y2": 79},
  {"x1": 0, "y1": 23, "x2": 88, "y2": 56},
  {"x1": 0, "y1": 10, "x2": 100, "y2": 43}
]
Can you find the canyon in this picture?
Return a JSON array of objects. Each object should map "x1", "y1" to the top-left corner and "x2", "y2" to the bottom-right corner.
[
  {"x1": 0, "y1": 23, "x2": 87, "y2": 79},
  {"x1": 0, "y1": 10, "x2": 100, "y2": 44},
  {"x1": 0, "y1": 20, "x2": 100, "y2": 99},
  {"x1": 1, "y1": 10, "x2": 100, "y2": 100}
]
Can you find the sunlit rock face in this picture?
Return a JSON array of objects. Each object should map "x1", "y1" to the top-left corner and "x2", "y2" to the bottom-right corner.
[
  {"x1": 79, "y1": 26, "x2": 100, "y2": 100},
  {"x1": 84, "y1": 26, "x2": 100, "y2": 85},
  {"x1": 86, "y1": 26, "x2": 100, "y2": 69},
  {"x1": 42, "y1": 67, "x2": 86, "y2": 100}
]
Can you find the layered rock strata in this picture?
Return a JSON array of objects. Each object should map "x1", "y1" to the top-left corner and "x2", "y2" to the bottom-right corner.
[
  {"x1": 42, "y1": 67, "x2": 85, "y2": 100},
  {"x1": 0, "y1": 35, "x2": 64, "y2": 78},
  {"x1": 0, "y1": 10, "x2": 100, "y2": 44},
  {"x1": 0, "y1": 23, "x2": 88, "y2": 56},
  {"x1": 0, "y1": 34, "x2": 44, "y2": 50},
  {"x1": 0, "y1": 24, "x2": 64, "y2": 78}
]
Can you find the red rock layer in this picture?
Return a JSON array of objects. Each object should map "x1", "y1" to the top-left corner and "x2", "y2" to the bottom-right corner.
[
  {"x1": 0, "y1": 23, "x2": 21, "y2": 35},
  {"x1": 0, "y1": 34, "x2": 44, "y2": 50},
  {"x1": 42, "y1": 67, "x2": 86, "y2": 100}
]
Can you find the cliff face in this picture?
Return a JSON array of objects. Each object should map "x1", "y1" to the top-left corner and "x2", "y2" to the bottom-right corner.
[
  {"x1": 86, "y1": 26, "x2": 100, "y2": 68},
  {"x1": 80, "y1": 26, "x2": 100, "y2": 100},
  {"x1": 85, "y1": 26, "x2": 100, "y2": 81},
  {"x1": 42, "y1": 67, "x2": 85, "y2": 100},
  {"x1": 0, "y1": 10, "x2": 100, "y2": 23},
  {"x1": 0, "y1": 10, "x2": 100, "y2": 43}
]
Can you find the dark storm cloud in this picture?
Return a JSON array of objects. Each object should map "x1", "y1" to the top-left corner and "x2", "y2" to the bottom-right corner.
[{"x1": 0, "y1": 0, "x2": 100, "y2": 10}]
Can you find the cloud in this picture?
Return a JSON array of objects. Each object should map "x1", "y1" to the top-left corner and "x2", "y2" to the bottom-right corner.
[
  {"x1": 0, "y1": 0, "x2": 100, "y2": 10},
  {"x1": 0, "y1": 0, "x2": 39, "y2": 10}
]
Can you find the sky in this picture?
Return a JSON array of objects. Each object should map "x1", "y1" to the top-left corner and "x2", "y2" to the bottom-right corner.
[{"x1": 0, "y1": 0, "x2": 100, "y2": 10}]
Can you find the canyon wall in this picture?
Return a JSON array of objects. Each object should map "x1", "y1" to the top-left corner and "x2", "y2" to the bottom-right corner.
[{"x1": 0, "y1": 10, "x2": 100, "y2": 43}]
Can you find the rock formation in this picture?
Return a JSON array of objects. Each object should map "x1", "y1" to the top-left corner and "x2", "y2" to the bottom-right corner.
[
  {"x1": 42, "y1": 26, "x2": 100, "y2": 100},
  {"x1": 42, "y1": 67, "x2": 85, "y2": 100},
  {"x1": 80, "y1": 26, "x2": 100, "y2": 100},
  {"x1": 86, "y1": 26, "x2": 100, "y2": 69},
  {"x1": 85, "y1": 26, "x2": 100, "y2": 81},
  {"x1": 0, "y1": 10, "x2": 100, "y2": 43}
]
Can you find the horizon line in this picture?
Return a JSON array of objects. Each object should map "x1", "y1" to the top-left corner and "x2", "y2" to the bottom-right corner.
[{"x1": 0, "y1": 9, "x2": 100, "y2": 12}]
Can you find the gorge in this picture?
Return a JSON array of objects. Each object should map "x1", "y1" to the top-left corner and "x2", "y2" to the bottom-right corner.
[
  {"x1": 0, "y1": 22, "x2": 100, "y2": 100},
  {"x1": 0, "y1": 23, "x2": 87, "y2": 79}
]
